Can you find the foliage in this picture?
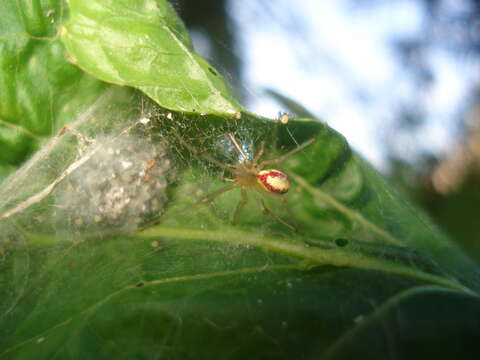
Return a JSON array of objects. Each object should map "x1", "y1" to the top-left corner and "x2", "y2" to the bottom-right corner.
[{"x1": 0, "y1": 1, "x2": 479, "y2": 359}]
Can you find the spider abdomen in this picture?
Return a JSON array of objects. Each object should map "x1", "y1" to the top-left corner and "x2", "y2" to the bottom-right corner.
[{"x1": 257, "y1": 169, "x2": 289, "y2": 194}]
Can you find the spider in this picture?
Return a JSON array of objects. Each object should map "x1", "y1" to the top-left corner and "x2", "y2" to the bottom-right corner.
[{"x1": 171, "y1": 130, "x2": 315, "y2": 231}]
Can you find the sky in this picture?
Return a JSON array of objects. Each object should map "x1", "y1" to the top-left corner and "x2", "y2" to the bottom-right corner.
[{"x1": 226, "y1": 0, "x2": 477, "y2": 171}]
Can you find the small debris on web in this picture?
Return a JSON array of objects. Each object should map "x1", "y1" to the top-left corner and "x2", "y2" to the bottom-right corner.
[
  {"x1": 139, "y1": 116, "x2": 150, "y2": 125},
  {"x1": 278, "y1": 112, "x2": 289, "y2": 124}
]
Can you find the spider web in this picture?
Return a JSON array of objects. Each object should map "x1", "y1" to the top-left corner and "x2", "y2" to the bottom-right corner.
[
  {"x1": 1, "y1": 3, "x2": 480, "y2": 359},
  {"x1": 1, "y1": 82, "x2": 478, "y2": 358}
]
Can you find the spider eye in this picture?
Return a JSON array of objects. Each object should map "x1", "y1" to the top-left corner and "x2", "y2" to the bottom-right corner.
[{"x1": 257, "y1": 169, "x2": 289, "y2": 194}]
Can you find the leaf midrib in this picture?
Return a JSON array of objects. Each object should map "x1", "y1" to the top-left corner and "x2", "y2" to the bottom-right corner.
[
  {"x1": 141, "y1": 226, "x2": 476, "y2": 296},
  {"x1": 1, "y1": 225, "x2": 475, "y2": 357}
]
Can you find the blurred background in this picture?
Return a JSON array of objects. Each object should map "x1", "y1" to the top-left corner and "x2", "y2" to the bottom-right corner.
[{"x1": 170, "y1": 0, "x2": 480, "y2": 261}]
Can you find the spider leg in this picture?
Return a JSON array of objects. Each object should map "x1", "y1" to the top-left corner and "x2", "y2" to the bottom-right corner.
[
  {"x1": 172, "y1": 128, "x2": 235, "y2": 169},
  {"x1": 219, "y1": 167, "x2": 235, "y2": 182},
  {"x1": 231, "y1": 187, "x2": 249, "y2": 225},
  {"x1": 201, "y1": 183, "x2": 239, "y2": 202},
  {"x1": 140, "y1": 183, "x2": 239, "y2": 230},
  {"x1": 280, "y1": 196, "x2": 296, "y2": 224},
  {"x1": 253, "y1": 141, "x2": 265, "y2": 163},
  {"x1": 227, "y1": 132, "x2": 249, "y2": 161},
  {"x1": 259, "y1": 137, "x2": 315, "y2": 167},
  {"x1": 255, "y1": 196, "x2": 298, "y2": 232},
  {"x1": 160, "y1": 183, "x2": 239, "y2": 222}
]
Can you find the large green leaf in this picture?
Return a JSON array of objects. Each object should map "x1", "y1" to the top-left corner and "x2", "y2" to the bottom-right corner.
[
  {"x1": 0, "y1": 1, "x2": 479, "y2": 359},
  {"x1": 61, "y1": 0, "x2": 242, "y2": 116},
  {"x1": 1, "y1": 105, "x2": 479, "y2": 359},
  {"x1": 0, "y1": 0, "x2": 111, "y2": 176}
]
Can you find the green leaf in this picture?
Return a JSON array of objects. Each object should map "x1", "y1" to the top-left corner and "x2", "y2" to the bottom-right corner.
[
  {"x1": 1, "y1": 105, "x2": 479, "y2": 359},
  {"x1": 0, "y1": 0, "x2": 111, "y2": 176},
  {"x1": 60, "y1": 0, "x2": 242, "y2": 116},
  {"x1": 1, "y1": 1, "x2": 480, "y2": 359}
]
